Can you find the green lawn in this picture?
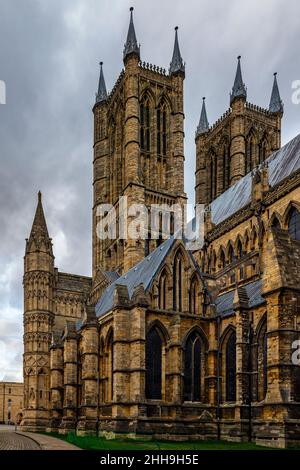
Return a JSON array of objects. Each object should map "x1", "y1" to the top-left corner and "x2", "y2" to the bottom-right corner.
[{"x1": 46, "y1": 432, "x2": 281, "y2": 450}]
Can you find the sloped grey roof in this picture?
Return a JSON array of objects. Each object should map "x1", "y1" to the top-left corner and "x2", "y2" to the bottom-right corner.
[
  {"x1": 211, "y1": 172, "x2": 252, "y2": 225},
  {"x1": 96, "y1": 237, "x2": 175, "y2": 317},
  {"x1": 268, "y1": 133, "x2": 300, "y2": 186},
  {"x1": 211, "y1": 133, "x2": 300, "y2": 225},
  {"x1": 215, "y1": 279, "x2": 264, "y2": 317}
]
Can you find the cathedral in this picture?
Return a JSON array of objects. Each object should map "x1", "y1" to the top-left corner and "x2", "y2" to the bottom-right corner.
[{"x1": 22, "y1": 8, "x2": 300, "y2": 448}]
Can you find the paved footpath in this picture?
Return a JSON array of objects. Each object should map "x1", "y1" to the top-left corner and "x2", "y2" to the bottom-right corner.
[
  {"x1": 0, "y1": 425, "x2": 80, "y2": 450},
  {"x1": 0, "y1": 430, "x2": 40, "y2": 450}
]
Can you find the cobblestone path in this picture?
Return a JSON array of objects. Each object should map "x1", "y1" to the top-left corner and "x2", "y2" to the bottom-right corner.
[{"x1": 0, "y1": 431, "x2": 40, "y2": 450}]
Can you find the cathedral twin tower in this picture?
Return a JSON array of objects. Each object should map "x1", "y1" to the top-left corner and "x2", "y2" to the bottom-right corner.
[
  {"x1": 92, "y1": 7, "x2": 187, "y2": 281},
  {"x1": 93, "y1": 7, "x2": 282, "y2": 278}
]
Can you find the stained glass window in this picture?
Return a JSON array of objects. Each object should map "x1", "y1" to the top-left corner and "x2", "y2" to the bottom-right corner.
[
  {"x1": 184, "y1": 332, "x2": 202, "y2": 402},
  {"x1": 140, "y1": 96, "x2": 150, "y2": 152},
  {"x1": 288, "y1": 208, "x2": 300, "y2": 241},
  {"x1": 146, "y1": 328, "x2": 162, "y2": 399},
  {"x1": 226, "y1": 332, "x2": 236, "y2": 402}
]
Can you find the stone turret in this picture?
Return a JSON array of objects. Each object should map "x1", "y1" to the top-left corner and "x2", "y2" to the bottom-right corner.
[
  {"x1": 230, "y1": 55, "x2": 247, "y2": 105},
  {"x1": 170, "y1": 26, "x2": 185, "y2": 197},
  {"x1": 169, "y1": 26, "x2": 185, "y2": 75},
  {"x1": 122, "y1": 8, "x2": 145, "y2": 272},
  {"x1": 269, "y1": 73, "x2": 283, "y2": 115},
  {"x1": 230, "y1": 56, "x2": 247, "y2": 185},
  {"x1": 196, "y1": 97, "x2": 209, "y2": 137},
  {"x1": 123, "y1": 7, "x2": 140, "y2": 63},
  {"x1": 92, "y1": 61, "x2": 109, "y2": 277},
  {"x1": 22, "y1": 192, "x2": 55, "y2": 431},
  {"x1": 96, "y1": 62, "x2": 107, "y2": 104}
]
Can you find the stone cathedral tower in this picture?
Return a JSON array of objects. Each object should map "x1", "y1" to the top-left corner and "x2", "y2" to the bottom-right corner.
[
  {"x1": 195, "y1": 57, "x2": 283, "y2": 205},
  {"x1": 92, "y1": 8, "x2": 187, "y2": 294}
]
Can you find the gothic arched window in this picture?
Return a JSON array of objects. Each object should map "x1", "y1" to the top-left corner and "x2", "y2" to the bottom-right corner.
[
  {"x1": 252, "y1": 230, "x2": 258, "y2": 250},
  {"x1": 288, "y1": 207, "x2": 300, "y2": 241},
  {"x1": 228, "y1": 244, "x2": 235, "y2": 265},
  {"x1": 140, "y1": 95, "x2": 151, "y2": 152},
  {"x1": 210, "y1": 251, "x2": 216, "y2": 274},
  {"x1": 226, "y1": 331, "x2": 236, "y2": 402},
  {"x1": 173, "y1": 253, "x2": 183, "y2": 311},
  {"x1": 210, "y1": 151, "x2": 217, "y2": 200},
  {"x1": 189, "y1": 277, "x2": 199, "y2": 314},
  {"x1": 157, "y1": 102, "x2": 168, "y2": 156},
  {"x1": 146, "y1": 327, "x2": 163, "y2": 399},
  {"x1": 271, "y1": 216, "x2": 281, "y2": 230},
  {"x1": 158, "y1": 272, "x2": 167, "y2": 310},
  {"x1": 184, "y1": 332, "x2": 202, "y2": 402},
  {"x1": 220, "y1": 249, "x2": 226, "y2": 269},
  {"x1": 246, "y1": 133, "x2": 256, "y2": 173},
  {"x1": 259, "y1": 136, "x2": 268, "y2": 164},
  {"x1": 222, "y1": 144, "x2": 230, "y2": 190},
  {"x1": 237, "y1": 240, "x2": 243, "y2": 259},
  {"x1": 7, "y1": 399, "x2": 12, "y2": 421}
]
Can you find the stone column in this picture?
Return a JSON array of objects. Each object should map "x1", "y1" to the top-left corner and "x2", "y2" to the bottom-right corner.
[
  {"x1": 230, "y1": 98, "x2": 246, "y2": 185},
  {"x1": 233, "y1": 287, "x2": 251, "y2": 441},
  {"x1": 77, "y1": 307, "x2": 99, "y2": 435},
  {"x1": 122, "y1": 55, "x2": 146, "y2": 272},
  {"x1": 170, "y1": 72, "x2": 185, "y2": 197},
  {"x1": 92, "y1": 98, "x2": 109, "y2": 276},
  {"x1": 207, "y1": 320, "x2": 218, "y2": 406},
  {"x1": 195, "y1": 134, "x2": 209, "y2": 205},
  {"x1": 167, "y1": 314, "x2": 182, "y2": 405},
  {"x1": 48, "y1": 334, "x2": 64, "y2": 432},
  {"x1": 129, "y1": 285, "x2": 148, "y2": 405},
  {"x1": 234, "y1": 288, "x2": 251, "y2": 405},
  {"x1": 60, "y1": 322, "x2": 78, "y2": 434}
]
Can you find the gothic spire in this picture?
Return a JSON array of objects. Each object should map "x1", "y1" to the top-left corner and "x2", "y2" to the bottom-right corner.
[
  {"x1": 123, "y1": 7, "x2": 140, "y2": 62},
  {"x1": 269, "y1": 72, "x2": 284, "y2": 114},
  {"x1": 230, "y1": 55, "x2": 247, "y2": 105},
  {"x1": 96, "y1": 62, "x2": 107, "y2": 104},
  {"x1": 29, "y1": 191, "x2": 49, "y2": 239},
  {"x1": 169, "y1": 26, "x2": 185, "y2": 75},
  {"x1": 27, "y1": 191, "x2": 53, "y2": 255},
  {"x1": 196, "y1": 97, "x2": 209, "y2": 136}
]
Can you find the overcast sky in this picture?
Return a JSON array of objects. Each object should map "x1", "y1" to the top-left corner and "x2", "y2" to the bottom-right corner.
[{"x1": 0, "y1": 0, "x2": 299, "y2": 382}]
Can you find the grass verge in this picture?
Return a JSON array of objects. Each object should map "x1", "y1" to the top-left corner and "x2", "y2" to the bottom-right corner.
[{"x1": 45, "y1": 432, "x2": 281, "y2": 451}]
